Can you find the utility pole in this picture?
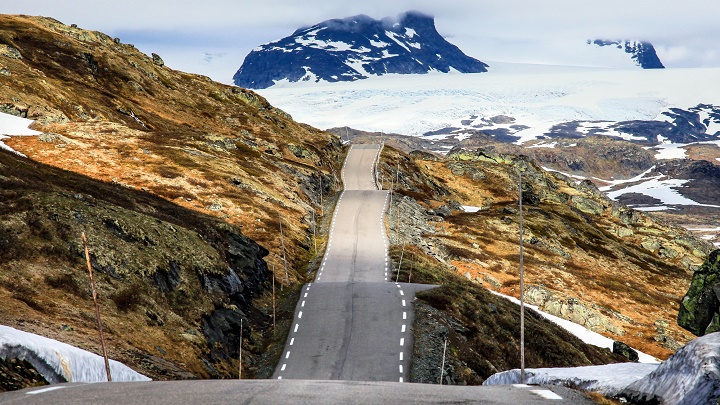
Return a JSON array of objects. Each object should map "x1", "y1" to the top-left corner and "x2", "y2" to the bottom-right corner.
[
  {"x1": 439, "y1": 336, "x2": 447, "y2": 385},
  {"x1": 82, "y1": 232, "x2": 112, "y2": 382},
  {"x1": 518, "y1": 170, "x2": 525, "y2": 385}
]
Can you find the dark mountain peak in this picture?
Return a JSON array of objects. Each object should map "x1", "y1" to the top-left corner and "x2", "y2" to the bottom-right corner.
[
  {"x1": 233, "y1": 11, "x2": 487, "y2": 89},
  {"x1": 588, "y1": 39, "x2": 665, "y2": 69}
]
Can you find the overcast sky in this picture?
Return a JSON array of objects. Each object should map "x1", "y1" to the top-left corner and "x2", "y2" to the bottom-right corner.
[{"x1": 3, "y1": 1, "x2": 720, "y2": 83}]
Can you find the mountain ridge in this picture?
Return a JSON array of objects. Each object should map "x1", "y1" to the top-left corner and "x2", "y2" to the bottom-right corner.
[{"x1": 233, "y1": 11, "x2": 488, "y2": 89}]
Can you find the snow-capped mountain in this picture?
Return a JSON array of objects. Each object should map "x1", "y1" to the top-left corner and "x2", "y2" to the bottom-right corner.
[
  {"x1": 233, "y1": 11, "x2": 488, "y2": 89},
  {"x1": 587, "y1": 40, "x2": 664, "y2": 69}
]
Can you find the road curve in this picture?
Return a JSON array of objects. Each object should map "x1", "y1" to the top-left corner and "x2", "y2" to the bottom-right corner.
[{"x1": 273, "y1": 144, "x2": 432, "y2": 382}]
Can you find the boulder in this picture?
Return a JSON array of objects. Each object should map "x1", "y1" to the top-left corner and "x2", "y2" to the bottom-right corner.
[
  {"x1": 678, "y1": 250, "x2": 720, "y2": 336},
  {"x1": 613, "y1": 340, "x2": 639, "y2": 362},
  {"x1": 151, "y1": 53, "x2": 164, "y2": 66}
]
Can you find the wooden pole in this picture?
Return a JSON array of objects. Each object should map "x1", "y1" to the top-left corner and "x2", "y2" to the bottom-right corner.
[
  {"x1": 439, "y1": 337, "x2": 447, "y2": 385},
  {"x1": 312, "y1": 210, "x2": 317, "y2": 254},
  {"x1": 319, "y1": 175, "x2": 323, "y2": 216},
  {"x1": 82, "y1": 232, "x2": 112, "y2": 382},
  {"x1": 239, "y1": 318, "x2": 243, "y2": 379},
  {"x1": 279, "y1": 214, "x2": 289, "y2": 286},
  {"x1": 272, "y1": 264, "x2": 276, "y2": 329},
  {"x1": 409, "y1": 253, "x2": 413, "y2": 284},
  {"x1": 396, "y1": 243, "x2": 405, "y2": 282},
  {"x1": 519, "y1": 170, "x2": 525, "y2": 385},
  {"x1": 395, "y1": 162, "x2": 400, "y2": 244}
]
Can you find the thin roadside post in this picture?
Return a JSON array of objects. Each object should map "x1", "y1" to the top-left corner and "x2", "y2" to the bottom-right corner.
[
  {"x1": 439, "y1": 337, "x2": 447, "y2": 385},
  {"x1": 82, "y1": 232, "x2": 112, "y2": 382},
  {"x1": 239, "y1": 318, "x2": 243, "y2": 379},
  {"x1": 279, "y1": 214, "x2": 289, "y2": 286},
  {"x1": 518, "y1": 169, "x2": 525, "y2": 384}
]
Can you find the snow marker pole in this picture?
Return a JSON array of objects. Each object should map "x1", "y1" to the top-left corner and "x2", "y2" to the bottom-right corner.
[{"x1": 82, "y1": 232, "x2": 112, "y2": 382}]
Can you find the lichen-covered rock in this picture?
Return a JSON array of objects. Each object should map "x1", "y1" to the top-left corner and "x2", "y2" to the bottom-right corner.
[
  {"x1": 613, "y1": 340, "x2": 639, "y2": 362},
  {"x1": 571, "y1": 195, "x2": 604, "y2": 215},
  {"x1": 151, "y1": 53, "x2": 164, "y2": 66},
  {"x1": 678, "y1": 250, "x2": 720, "y2": 336}
]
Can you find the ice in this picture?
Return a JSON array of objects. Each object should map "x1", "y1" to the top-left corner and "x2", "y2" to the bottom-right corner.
[
  {"x1": 0, "y1": 325, "x2": 150, "y2": 383},
  {"x1": 461, "y1": 205, "x2": 481, "y2": 213},
  {"x1": 489, "y1": 290, "x2": 659, "y2": 363},
  {"x1": 257, "y1": 65, "x2": 720, "y2": 142}
]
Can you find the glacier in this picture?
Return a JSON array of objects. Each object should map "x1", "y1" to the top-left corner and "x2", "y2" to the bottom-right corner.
[{"x1": 0, "y1": 325, "x2": 151, "y2": 383}]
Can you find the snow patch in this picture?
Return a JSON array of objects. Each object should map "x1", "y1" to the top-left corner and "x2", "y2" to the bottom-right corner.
[
  {"x1": 0, "y1": 325, "x2": 150, "y2": 383},
  {"x1": 0, "y1": 111, "x2": 41, "y2": 156},
  {"x1": 490, "y1": 290, "x2": 659, "y2": 363},
  {"x1": 484, "y1": 363, "x2": 658, "y2": 397}
]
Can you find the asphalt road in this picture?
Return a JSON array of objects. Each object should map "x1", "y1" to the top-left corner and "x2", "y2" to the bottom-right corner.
[
  {"x1": 2, "y1": 380, "x2": 596, "y2": 404},
  {"x1": 273, "y1": 144, "x2": 433, "y2": 382},
  {"x1": 0, "y1": 144, "x2": 593, "y2": 403}
]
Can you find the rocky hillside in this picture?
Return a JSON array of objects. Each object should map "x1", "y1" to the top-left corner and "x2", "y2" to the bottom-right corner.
[
  {"x1": 0, "y1": 15, "x2": 343, "y2": 379},
  {"x1": 379, "y1": 145, "x2": 714, "y2": 361}
]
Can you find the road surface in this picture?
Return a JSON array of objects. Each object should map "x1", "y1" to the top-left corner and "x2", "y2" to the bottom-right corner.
[
  {"x1": 0, "y1": 144, "x2": 592, "y2": 403},
  {"x1": 2, "y1": 380, "x2": 595, "y2": 404},
  {"x1": 273, "y1": 144, "x2": 432, "y2": 382}
]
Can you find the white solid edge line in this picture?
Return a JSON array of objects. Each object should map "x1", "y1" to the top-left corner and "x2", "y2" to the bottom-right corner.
[
  {"x1": 27, "y1": 386, "x2": 67, "y2": 395},
  {"x1": 530, "y1": 390, "x2": 563, "y2": 400}
]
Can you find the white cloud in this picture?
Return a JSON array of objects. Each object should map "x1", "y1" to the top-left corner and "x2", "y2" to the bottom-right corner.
[{"x1": 3, "y1": 0, "x2": 720, "y2": 81}]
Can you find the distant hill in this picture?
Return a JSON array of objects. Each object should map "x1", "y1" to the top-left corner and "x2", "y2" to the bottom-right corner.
[
  {"x1": 588, "y1": 39, "x2": 665, "y2": 69},
  {"x1": 233, "y1": 11, "x2": 488, "y2": 89}
]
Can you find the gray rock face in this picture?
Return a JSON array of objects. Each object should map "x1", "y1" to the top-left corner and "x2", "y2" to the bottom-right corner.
[
  {"x1": 619, "y1": 332, "x2": 720, "y2": 405},
  {"x1": 151, "y1": 53, "x2": 164, "y2": 66},
  {"x1": 678, "y1": 250, "x2": 720, "y2": 336}
]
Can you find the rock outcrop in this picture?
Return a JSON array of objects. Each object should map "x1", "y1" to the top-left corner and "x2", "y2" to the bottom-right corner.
[{"x1": 678, "y1": 250, "x2": 720, "y2": 336}]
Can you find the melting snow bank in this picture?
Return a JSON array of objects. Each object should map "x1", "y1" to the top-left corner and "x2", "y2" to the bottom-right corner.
[
  {"x1": 0, "y1": 325, "x2": 151, "y2": 383},
  {"x1": 483, "y1": 363, "x2": 658, "y2": 397},
  {"x1": 485, "y1": 333, "x2": 720, "y2": 404},
  {"x1": 489, "y1": 290, "x2": 659, "y2": 363},
  {"x1": 619, "y1": 332, "x2": 720, "y2": 405},
  {"x1": 0, "y1": 111, "x2": 41, "y2": 156}
]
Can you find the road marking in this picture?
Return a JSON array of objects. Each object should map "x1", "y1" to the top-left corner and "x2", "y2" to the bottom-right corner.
[
  {"x1": 400, "y1": 338, "x2": 405, "y2": 346},
  {"x1": 400, "y1": 352, "x2": 403, "y2": 361},
  {"x1": 304, "y1": 293, "x2": 308, "y2": 298},
  {"x1": 285, "y1": 351, "x2": 291, "y2": 359},
  {"x1": 294, "y1": 324, "x2": 299, "y2": 333},
  {"x1": 513, "y1": 384, "x2": 531, "y2": 388},
  {"x1": 399, "y1": 377, "x2": 403, "y2": 382},
  {"x1": 290, "y1": 338, "x2": 294, "y2": 345},
  {"x1": 298, "y1": 311, "x2": 303, "y2": 319},
  {"x1": 403, "y1": 312, "x2": 407, "y2": 320},
  {"x1": 278, "y1": 376, "x2": 282, "y2": 380},
  {"x1": 530, "y1": 390, "x2": 563, "y2": 400},
  {"x1": 401, "y1": 324, "x2": 406, "y2": 333},
  {"x1": 27, "y1": 386, "x2": 66, "y2": 395},
  {"x1": 281, "y1": 364, "x2": 287, "y2": 371},
  {"x1": 402, "y1": 300, "x2": 406, "y2": 306},
  {"x1": 301, "y1": 301, "x2": 305, "y2": 307},
  {"x1": 399, "y1": 365, "x2": 403, "y2": 373},
  {"x1": 400, "y1": 290, "x2": 404, "y2": 296}
]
